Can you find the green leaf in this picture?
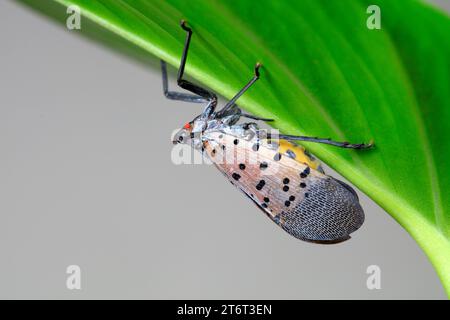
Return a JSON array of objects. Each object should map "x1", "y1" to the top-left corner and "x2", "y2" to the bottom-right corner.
[{"x1": 21, "y1": 0, "x2": 450, "y2": 294}]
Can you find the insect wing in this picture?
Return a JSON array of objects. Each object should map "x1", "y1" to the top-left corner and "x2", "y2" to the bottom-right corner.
[{"x1": 204, "y1": 131, "x2": 364, "y2": 244}]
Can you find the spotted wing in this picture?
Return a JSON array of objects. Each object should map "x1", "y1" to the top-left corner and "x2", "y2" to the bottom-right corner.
[{"x1": 203, "y1": 131, "x2": 364, "y2": 244}]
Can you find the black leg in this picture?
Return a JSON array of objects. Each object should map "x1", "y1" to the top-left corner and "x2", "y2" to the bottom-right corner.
[
  {"x1": 241, "y1": 113, "x2": 274, "y2": 122},
  {"x1": 215, "y1": 102, "x2": 240, "y2": 118},
  {"x1": 219, "y1": 62, "x2": 262, "y2": 113},
  {"x1": 278, "y1": 134, "x2": 374, "y2": 149},
  {"x1": 161, "y1": 61, "x2": 207, "y2": 103},
  {"x1": 214, "y1": 102, "x2": 273, "y2": 123},
  {"x1": 176, "y1": 20, "x2": 217, "y2": 103}
]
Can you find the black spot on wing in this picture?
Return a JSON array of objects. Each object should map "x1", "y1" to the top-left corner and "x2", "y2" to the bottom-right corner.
[
  {"x1": 256, "y1": 180, "x2": 266, "y2": 190},
  {"x1": 300, "y1": 166, "x2": 311, "y2": 178},
  {"x1": 286, "y1": 149, "x2": 296, "y2": 159},
  {"x1": 273, "y1": 153, "x2": 282, "y2": 161},
  {"x1": 260, "y1": 162, "x2": 268, "y2": 170}
]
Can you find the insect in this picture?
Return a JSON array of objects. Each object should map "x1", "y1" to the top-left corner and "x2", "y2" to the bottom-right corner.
[{"x1": 162, "y1": 21, "x2": 373, "y2": 244}]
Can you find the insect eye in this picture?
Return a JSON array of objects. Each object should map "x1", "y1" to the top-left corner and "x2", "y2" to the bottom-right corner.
[{"x1": 183, "y1": 122, "x2": 191, "y2": 129}]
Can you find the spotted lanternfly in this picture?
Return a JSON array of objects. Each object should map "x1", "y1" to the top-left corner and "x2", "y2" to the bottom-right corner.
[{"x1": 162, "y1": 21, "x2": 373, "y2": 244}]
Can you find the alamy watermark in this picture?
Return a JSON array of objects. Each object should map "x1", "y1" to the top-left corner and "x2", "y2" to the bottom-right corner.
[
  {"x1": 366, "y1": 264, "x2": 381, "y2": 290},
  {"x1": 170, "y1": 128, "x2": 284, "y2": 175},
  {"x1": 66, "y1": 5, "x2": 81, "y2": 30},
  {"x1": 366, "y1": 5, "x2": 381, "y2": 30},
  {"x1": 66, "y1": 265, "x2": 81, "y2": 290}
]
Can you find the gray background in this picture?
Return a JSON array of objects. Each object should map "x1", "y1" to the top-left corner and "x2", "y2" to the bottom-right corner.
[{"x1": 0, "y1": 0, "x2": 448, "y2": 299}]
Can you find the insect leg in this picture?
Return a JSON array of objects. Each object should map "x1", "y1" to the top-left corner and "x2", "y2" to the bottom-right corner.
[
  {"x1": 241, "y1": 113, "x2": 274, "y2": 122},
  {"x1": 278, "y1": 134, "x2": 374, "y2": 149},
  {"x1": 219, "y1": 62, "x2": 262, "y2": 114},
  {"x1": 215, "y1": 102, "x2": 273, "y2": 122},
  {"x1": 176, "y1": 20, "x2": 217, "y2": 104},
  {"x1": 161, "y1": 60, "x2": 207, "y2": 103}
]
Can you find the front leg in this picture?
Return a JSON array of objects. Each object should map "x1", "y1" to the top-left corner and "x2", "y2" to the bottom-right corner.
[
  {"x1": 161, "y1": 60, "x2": 207, "y2": 103},
  {"x1": 218, "y1": 62, "x2": 262, "y2": 114},
  {"x1": 176, "y1": 20, "x2": 217, "y2": 105}
]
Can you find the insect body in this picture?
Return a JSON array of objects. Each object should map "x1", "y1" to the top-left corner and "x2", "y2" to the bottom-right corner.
[{"x1": 163, "y1": 21, "x2": 373, "y2": 244}]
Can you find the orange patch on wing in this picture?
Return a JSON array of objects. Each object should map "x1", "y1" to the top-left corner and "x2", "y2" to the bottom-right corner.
[{"x1": 278, "y1": 139, "x2": 320, "y2": 170}]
